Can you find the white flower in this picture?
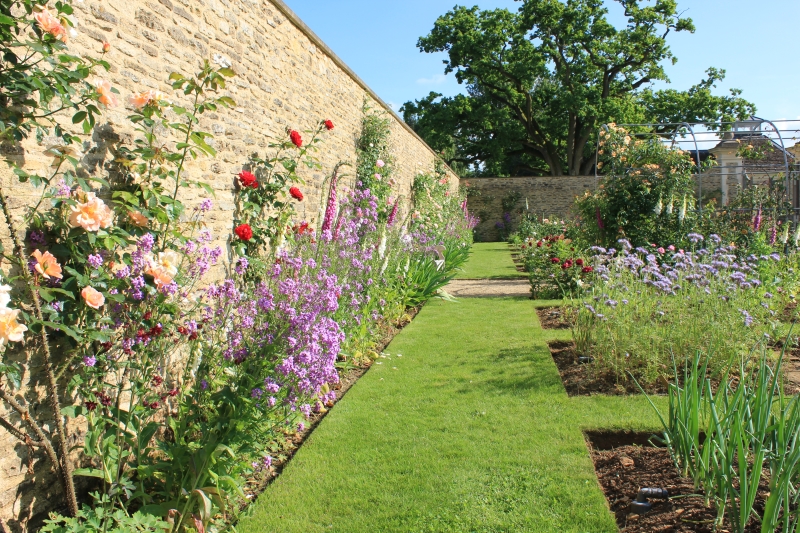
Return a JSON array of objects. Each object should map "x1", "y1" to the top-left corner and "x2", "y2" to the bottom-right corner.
[{"x1": 0, "y1": 283, "x2": 12, "y2": 308}]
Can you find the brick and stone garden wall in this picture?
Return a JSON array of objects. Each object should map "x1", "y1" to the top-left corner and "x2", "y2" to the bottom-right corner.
[{"x1": 0, "y1": 0, "x2": 456, "y2": 528}]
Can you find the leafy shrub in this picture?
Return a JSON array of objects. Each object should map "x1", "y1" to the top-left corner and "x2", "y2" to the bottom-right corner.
[{"x1": 575, "y1": 124, "x2": 704, "y2": 248}]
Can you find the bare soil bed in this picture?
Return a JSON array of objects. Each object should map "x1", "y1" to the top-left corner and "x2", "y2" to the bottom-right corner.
[
  {"x1": 587, "y1": 430, "x2": 767, "y2": 533},
  {"x1": 536, "y1": 306, "x2": 571, "y2": 329},
  {"x1": 548, "y1": 340, "x2": 666, "y2": 396}
]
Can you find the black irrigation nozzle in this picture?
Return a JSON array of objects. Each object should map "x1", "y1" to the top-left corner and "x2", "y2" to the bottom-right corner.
[
  {"x1": 577, "y1": 356, "x2": 594, "y2": 364},
  {"x1": 630, "y1": 487, "x2": 669, "y2": 515}
]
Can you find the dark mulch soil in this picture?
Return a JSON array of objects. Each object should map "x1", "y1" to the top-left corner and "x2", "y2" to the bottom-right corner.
[
  {"x1": 548, "y1": 340, "x2": 668, "y2": 396},
  {"x1": 536, "y1": 306, "x2": 571, "y2": 330},
  {"x1": 588, "y1": 431, "x2": 767, "y2": 533},
  {"x1": 241, "y1": 306, "x2": 421, "y2": 507}
]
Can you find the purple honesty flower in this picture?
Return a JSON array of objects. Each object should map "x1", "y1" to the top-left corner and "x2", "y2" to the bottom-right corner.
[
  {"x1": 87, "y1": 254, "x2": 103, "y2": 269},
  {"x1": 199, "y1": 198, "x2": 213, "y2": 212}
]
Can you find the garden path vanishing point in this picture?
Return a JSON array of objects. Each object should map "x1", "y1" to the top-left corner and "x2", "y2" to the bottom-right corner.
[{"x1": 239, "y1": 243, "x2": 665, "y2": 533}]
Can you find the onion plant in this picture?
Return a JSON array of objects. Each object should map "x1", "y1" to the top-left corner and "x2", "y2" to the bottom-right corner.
[{"x1": 642, "y1": 342, "x2": 800, "y2": 533}]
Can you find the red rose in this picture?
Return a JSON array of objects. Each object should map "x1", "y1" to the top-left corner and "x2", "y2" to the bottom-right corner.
[
  {"x1": 324, "y1": 119, "x2": 334, "y2": 131},
  {"x1": 576, "y1": 258, "x2": 584, "y2": 266},
  {"x1": 551, "y1": 257, "x2": 560, "y2": 263},
  {"x1": 537, "y1": 241, "x2": 542, "y2": 247},
  {"x1": 234, "y1": 223, "x2": 253, "y2": 241},
  {"x1": 238, "y1": 170, "x2": 258, "y2": 189},
  {"x1": 582, "y1": 266, "x2": 593, "y2": 273},
  {"x1": 290, "y1": 130, "x2": 303, "y2": 147},
  {"x1": 289, "y1": 187, "x2": 304, "y2": 201}
]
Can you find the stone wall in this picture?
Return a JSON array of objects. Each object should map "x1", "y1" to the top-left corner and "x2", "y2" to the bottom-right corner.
[
  {"x1": 466, "y1": 174, "x2": 777, "y2": 242},
  {"x1": 465, "y1": 176, "x2": 596, "y2": 241},
  {"x1": 0, "y1": 0, "x2": 455, "y2": 529}
]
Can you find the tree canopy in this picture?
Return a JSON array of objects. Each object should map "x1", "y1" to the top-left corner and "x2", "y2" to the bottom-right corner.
[{"x1": 401, "y1": 0, "x2": 755, "y2": 177}]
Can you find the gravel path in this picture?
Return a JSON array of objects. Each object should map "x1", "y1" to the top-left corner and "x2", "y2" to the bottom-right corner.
[{"x1": 446, "y1": 278, "x2": 530, "y2": 298}]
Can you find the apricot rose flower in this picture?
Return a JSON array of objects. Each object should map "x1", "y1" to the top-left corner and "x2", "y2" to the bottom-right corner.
[
  {"x1": 31, "y1": 250, "x2": 63, "y2": 279},
  {"x1": 93, "y1": 78, "x2": 118, "y2": 107},
  {"x1": 68, "y1": 192, "x2": 114, "y2": 232},
  {"x1": 34, "y1": 9, "x2": 68, "y2": 43},
  {"x1": 81, "y1": 286, "x2": 105, "y2": 309},
  {"x1": 146, "y1": 250, "x2": 180, "y2": 287},
  {"x1": 0, "y1": 307, "x2": 27, "y2": 346}
]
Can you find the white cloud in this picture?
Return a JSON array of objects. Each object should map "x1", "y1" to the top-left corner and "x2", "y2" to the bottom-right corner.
[{"x1": 416, "y1": 74, "x2": 447, "y2": 85}]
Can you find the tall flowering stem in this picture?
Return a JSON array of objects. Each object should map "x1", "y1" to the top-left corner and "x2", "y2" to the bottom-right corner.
[
  {"x1": 321, "y1": 164, "x2": 345, "y2": 234},
  {"x1": 386, "y1": 197, "x2": 400, "y2": 227},
  {"x1": 0, "y1": 186, "x2": 78, "y2": 515}
]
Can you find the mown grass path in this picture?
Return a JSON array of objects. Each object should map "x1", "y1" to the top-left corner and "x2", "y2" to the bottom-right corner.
[{"x1": 240, "y1": 243, "x2": 664, "y2": 533}]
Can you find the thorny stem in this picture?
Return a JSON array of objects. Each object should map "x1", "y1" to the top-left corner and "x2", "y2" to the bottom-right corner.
[
  {"x1": 0, "y1": 186, "x2": 79, "y2": 516},
  {"x1": 0, "y1": 385, "x2": 60, "y2": 480}
]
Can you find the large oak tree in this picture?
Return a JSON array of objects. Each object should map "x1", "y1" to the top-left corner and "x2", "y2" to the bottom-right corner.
[{"x1": 401, "y1": 0, "x2": 755, "y2": 176}]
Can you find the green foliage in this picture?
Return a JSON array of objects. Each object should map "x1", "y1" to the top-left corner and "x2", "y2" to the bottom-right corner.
[
  {"x1": 644, "y1": 349, "x2": 800, "y2": 532},
  {"x1": 356, "y1": 100, "x2": 394, "y2": 217},
  {"x1": 0, "y1": 1, "x2": 109, "y2": 143},
  {"x1": 574, "y1": 124, "x2": 702, "y2": 248},
  {"x1": 517, "y1": 223, "x2": 595, "y2": 299},
  {"x1": 402, "y1": 0, "x2": 754, "y2": 177},
  {"x1": 41, "y1": 494, "x2": 170, "y2": 532},
  {"x1": 235, "y1": 120, "x2": 330, "y2": 264}
]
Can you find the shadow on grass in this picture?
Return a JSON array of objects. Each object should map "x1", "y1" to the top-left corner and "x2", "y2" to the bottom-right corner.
[{"x1": 456, "y1": 347, "x2": 565, "y2": 396}]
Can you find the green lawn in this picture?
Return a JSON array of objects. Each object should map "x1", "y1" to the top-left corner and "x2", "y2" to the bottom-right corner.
[
  {"x1": 239, "y1": 246, "x2": 665, "y2": 533},
  {"x1": 455, "y1": 242, "x2": 526, "y2": 279}
]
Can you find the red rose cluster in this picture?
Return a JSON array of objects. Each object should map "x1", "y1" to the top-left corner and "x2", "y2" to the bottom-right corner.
[
  {"x1": 289, "y1": 186, "x2": 304, "y2": 201},
  {"x1": 238, "y1": 170, "x2": 258, "y2": 189},
  {"x1": 290, "y1": 130, "x2": 303, "y2": 148},
  {"x1": 235, "y1": 223, "x2": 253, "y2": 241},
  {"x1": 293, "y1": 221, "x2": 314, "y2": 235}
]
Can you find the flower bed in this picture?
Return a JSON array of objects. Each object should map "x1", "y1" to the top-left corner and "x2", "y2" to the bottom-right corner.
[{"x1": 0, "y1": 5, "x2": 476, "y2": 530}]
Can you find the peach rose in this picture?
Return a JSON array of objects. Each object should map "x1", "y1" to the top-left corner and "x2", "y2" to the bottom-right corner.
[
  {"x1": 0, "y1": 307, "x2": 27, "y2": 346},
  {"x1": 81, "y1": 286, "x2": 105, "y2": 310},
  {"x1": 93, "y1": 78, "x2": 118, "y2": 107},
  {"x1": 34, "y1": 10, "x2": 68, "y2": 43},
  {"x1": 128, "y1": 210, "x2": 149, "y2": 227},
  {"x1": 127, "y1": 90, "x2": 166, "y2": 110},
  {"x1": 146, "y1": 250, "x2": 180, "y2": 287},
  {"x1": 31, "y1": 250, "x2": 63, "y2": 279},
  {"x1": 68, "y1": 192, "x2": 114, "y2": 232}
]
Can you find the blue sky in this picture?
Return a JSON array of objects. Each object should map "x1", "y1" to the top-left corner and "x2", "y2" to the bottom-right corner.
[{"x1": 283, "y1": 0, "x2": 800, "y2": 126}]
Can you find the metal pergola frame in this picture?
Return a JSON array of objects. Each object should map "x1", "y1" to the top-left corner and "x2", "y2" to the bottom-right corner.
[{"x1": 594, "y1": 118, "x2": 799, "y2": 218}]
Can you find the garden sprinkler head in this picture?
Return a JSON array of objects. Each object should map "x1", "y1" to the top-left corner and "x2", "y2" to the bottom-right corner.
[
  {"x1": 577, "y1": 356, "x2": 594, "y2": 364},
  {"x1": 630, "y1": 487, "x2": 668, "y2": 515}
]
